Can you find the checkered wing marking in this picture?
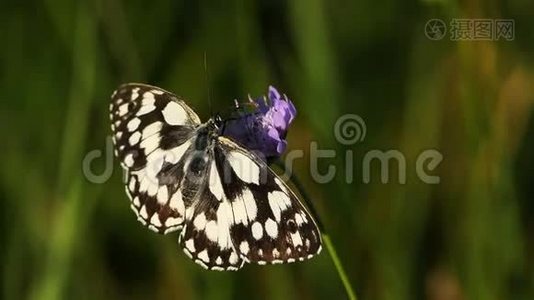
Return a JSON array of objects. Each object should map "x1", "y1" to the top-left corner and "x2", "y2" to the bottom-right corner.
[
  {"x1": 217, "y1": 137, "x2": 322, "y2": 265},
  {"x1": 110, "y1": 83, "x2": 201, "y2": 170},
  {"x1": 179, "y1": 157, "x2": 245, "y2": 271},
  {"x1": 110, "y1": 83, "x2": 202, "y2": 234}
]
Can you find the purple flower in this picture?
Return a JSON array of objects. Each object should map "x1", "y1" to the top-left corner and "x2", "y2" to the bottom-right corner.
[{"x1": 222, "y1": 86, "x2": 296, "y2": 159}]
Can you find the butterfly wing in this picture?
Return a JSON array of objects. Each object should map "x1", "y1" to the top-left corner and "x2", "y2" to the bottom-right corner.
[
  {"x1": 217, "y1": 136, "x2": 322, "y2": 265},
  {"x1": 178, "y1": 156, "x2": 245, "y2": 271},
  {"x1": 110, "y1": 83, "x2": 202, "y2": 233}
]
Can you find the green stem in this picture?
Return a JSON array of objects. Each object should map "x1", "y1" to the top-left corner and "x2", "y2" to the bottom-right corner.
[
  {"x1": 274, "y1": 161, "x2": 357, "y2": 300},
  {"x1": 322, "y1": 234, "x2": 357, "y2": 300}
]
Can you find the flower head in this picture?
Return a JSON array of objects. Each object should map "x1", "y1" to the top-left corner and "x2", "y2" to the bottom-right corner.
[{"x1": 222, "y1": 86, "x2": 296, "y2": 159}]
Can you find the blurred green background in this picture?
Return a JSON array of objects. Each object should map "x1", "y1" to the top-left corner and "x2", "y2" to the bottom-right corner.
[{"x1": 1, "y1": 0, "x2": 533, "y2": 299}]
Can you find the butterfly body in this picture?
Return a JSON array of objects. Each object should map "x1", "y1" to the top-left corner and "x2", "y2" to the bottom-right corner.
[{"x1": 110, "y1": 83, "x2": 321, "y2": 271}]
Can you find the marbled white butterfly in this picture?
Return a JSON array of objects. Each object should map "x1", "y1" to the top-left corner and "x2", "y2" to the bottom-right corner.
[{"x1": 109, "y1": 83, "x2": 322, "y2": 271}]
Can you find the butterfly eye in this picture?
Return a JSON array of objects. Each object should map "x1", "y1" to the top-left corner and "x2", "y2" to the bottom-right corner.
[{"x1": 215, "y1": 115, "x2": 224, "y2": 126}]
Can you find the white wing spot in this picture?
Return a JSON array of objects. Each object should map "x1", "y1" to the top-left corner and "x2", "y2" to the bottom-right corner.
[
  {"x1": 137, "y1": 216, "x2": 147, "y2": 225},
  {"x1": 275, "y1": 177, "x2": 289, "y2": 194},
  {"x1": 124, "y1": 153, "x2": 134, "y2": 167},
  {"x1": 205, "y1": 220, "x2": 218, "y2": 242},
  {"x1": 169, "y1": 190, "x2": 185, "y2": 215},
  {"x1": 209, "y1": 161, "x2": 224, "y2": 200},
  {"x1": 229, "y1": 252, "x2": 238, "y2": 264},
  {"x1": 128, "y1": 177, "x2": 136, "y2": 192},
  {"x1": 128, "y1": 131, "x2": 141, "y2": 145},
  {"x1": 138, "y1": 174, "x2": 149, "y2": 193},
  {"x1": 295, "y1": 213, "x2": 304, "y2": 226},
  {"x1": 193, "y1": 213, "x2": 207, "y2": 230},
  {"x1": 290, "y1": 232, "x2": 303, "y2": 247},
  {"x1": 150, "y1": 214, "x2": 162, "y2": 227},
  {"x1": 127, "y1": 117, "x2": 141, "y2": 132},
  {"x1": 165, "y1": 217, "x2": 181, "y2": 227},
  {"x1": 265, "y1": 218, "x2": 278, "y2": 239},
  {"x1": 139, "y1": 205, "x2": 148, "y2": 219},
  {"x1": 140, "y1": 134, "x2": 160, "y2": 154},
  {"x1": 136, "y1": 93, "x2": 156, "y2": 116},
  {"x1": 131, "y1": 88, "x2": 139, "y2": 100},
  {"x1": 198, "y1": 250, "x2": 210, "y2": 263},
  {"x1": 231, "y1": 195, "x2": 248, "y2": 225},
  {"x1": 251, "y1": 222, "x2": 263, "y2": 240},
  {"x1": 185, "y1": 239, "x2": 196, "y2": 252},
  {"x1": 156, "y1": 186, "x2": 168, "y2": 205},
  {"x1": 226, "y1": 151, "x2": 260, "y2": 185},
  {"x1": 133, "y1": 196, "x2": 140, "y2": 207},
  {"x1": 268, "y1": 194, "x2": 282, "y2": 222},
  {"x1": 216, "y1": 257, "x2": 222, "y2": 265},
  {"x1": 215, "y1": 201, "x2": 234, "y2": 249},
  {"x1": 239, "y1": 241, "x2": 249, "y2": 254},
  {"x1": 118, "y1": 103, "x2": 129, "y2": 117},
  {"x1": 146, "y1": 149, "x2": 165, "y2": 178},
  {"x1": 268, "y1": 191, "x2": 291, "y2": 222},
  {"x1": 162, "y1": 101, "x2": 188, "y2": 125},
  {"x1": 242, "y1": 189, "x2": 257, "y2": 221},
  {"x1": 183, "y1": 248, "x2": 193, "y2": 259},
  {"x1": 142, "y1": 121, "x2": 162, "y2": 139},
  {"x1": 147, "y1": 181, "x2": 158, "y2": 197},
  {"x1": 300, "y1": 213, "x2": 308, "y2": 223}
]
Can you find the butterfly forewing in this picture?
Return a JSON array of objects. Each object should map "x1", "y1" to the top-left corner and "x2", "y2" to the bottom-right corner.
[
  {"x1": 110, "y1": 83, "x2": 202, "y2": 233},
  {"x1": 110, "y1": 83, "x2": 201, "y2": 169}
]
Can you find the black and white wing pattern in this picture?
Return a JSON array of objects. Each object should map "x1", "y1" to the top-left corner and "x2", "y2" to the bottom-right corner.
[
  {"x1": 110, "y1": 83, "x2": 322, "y2": 271},
  {"x1": 177, "y1": 137, "x2": 322, "y2": 270},
  {"x1": 110, "y1": 83, "x2": 201, "y2": 234},
  {"x1": 215, "y1": 137, "x2": 322, "y2": 265}
]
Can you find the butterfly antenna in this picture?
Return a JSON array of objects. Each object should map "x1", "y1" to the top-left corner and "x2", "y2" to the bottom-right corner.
[{"x1": 203, "y1": 51, "x2": 213, "y2": 116}]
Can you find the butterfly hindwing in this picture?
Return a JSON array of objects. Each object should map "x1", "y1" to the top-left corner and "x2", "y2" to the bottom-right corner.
[
  {"x1": 215, "y1": 137, "x2": 322, "y2": 265},
  {"x1": 178, "y1": 161, "x2": 244, "y2": 271}
]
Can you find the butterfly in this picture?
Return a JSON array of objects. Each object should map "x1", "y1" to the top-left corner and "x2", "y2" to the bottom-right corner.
[{"x1": 109, "y1": 83, "x2": 321, "y2": 271}]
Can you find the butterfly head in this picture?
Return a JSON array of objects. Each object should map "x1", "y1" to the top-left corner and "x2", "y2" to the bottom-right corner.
[
  {"x1": 213, "y1": 114, "x2": 224, "y2": 128},
  {"x1": 205, "y1": 114, "x2": 224, "y2": 139}
]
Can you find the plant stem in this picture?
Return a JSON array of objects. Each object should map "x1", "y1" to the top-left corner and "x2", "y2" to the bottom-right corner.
[
  {"x1": 322, "y1": 234, "x2": 357, "y2": 300},
  {"x1": 274, "y1": 161, "x2": 357, "y2": 300}
]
